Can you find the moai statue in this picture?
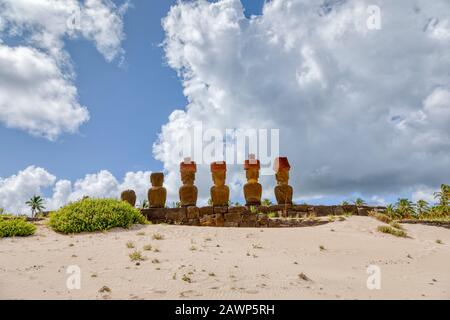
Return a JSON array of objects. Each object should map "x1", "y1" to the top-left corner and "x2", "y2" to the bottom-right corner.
[
  {"x1": 210, "y1": 161, "x2": 230, "y2": 207},
  {"x1": 243, "y1": 154, "x2": 262, "y2": 206},
  {"x1": 148, "y1": 172, "x2": 167, "y2": 208},
  {"x1": 121, "y1": 189, "x2": 137, "y2": 207},
  {"x1": 179, "y1": 157, "x2": 198, "y2": 207},
  {"x1": 274, "y1": 157, "x2": 293, "y2": 205}
]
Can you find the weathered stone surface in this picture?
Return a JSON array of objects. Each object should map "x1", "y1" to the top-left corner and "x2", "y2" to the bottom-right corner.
[
  {"x1": 342, "y1": 205, "x2": 358, "y2": 214},
  {"x1": 332, "y1": 206, "x2": 345, "y2": 216},
  {"x1": 224, "y1": 222, "x2": 239, "y2": 228},
  {"x1": 268, "y1": 205, "x2": 291, "y2": 213},
  {"x1": 121, "y1": 190, "x2": 137, "y2": 207},
  {"x1": 243, "y1": 155, "x2": 262, "y2": 206},
  {"x1": 357, "y1": 206, "x2": 370, "y2": 216},
  {"x1": 199, "y1": 206, "x2": 213, "y2": 217},
  {"x1": 200, "y1": 214, "x2": 215, "y2": 227},
  {"x1": 268, "y1": 219, "x2": 282, "y2": 228},
  {"x1": 242, "y1": 213, "x2": 258, "y2": 227},
  {"x1": 210, "y1": 162, "x2": 230, "y2": 206},
  {"x1": 312, "y1": 206, "x2": 333, "y2": 217},
  {"x1": 179, "y1": 159, "x2": 198, "y2": 207},
  {"x1": 274, "y1": 157, "x2": 293, "y2": 205},
  {"x1": 141, "y1": 208, "x2": 166, "y2": 220},
  {"x1": 148, "y1": 173, "x2": 167, "y2": 208},
  {"x1": 165, "y1": 208, "x2": 186, "y2": 223},
  {"x1": 287, "y1": 210, "x2": 299, "y2": 218},
  {"x1": 224, "y1": 212, "x2": 242, "y2": 223},
  {"x1": 253, "y1": 206, "x2": 269, "y2": 214},
  {"x1": 187, "y1": 206, "x2": 200, "y2": 219},
  {"x1": 215, "y1": 213, "x2": 225, "y2": 227},
  {"x1": 214, "y1": 206, "x2": 228, "y2": 214},
  {"x1": 187, "y1": 218, "x2": 200, "y2": 226},
  {"x1": 228, "y1": 206, "x2": 247, "y2": 214},
  {"x1": 257, "y1": 214, "x2": 269, "y2": 227},
  {"x1": 293, "y1": 205, "x2": 309, "y2": 212}
]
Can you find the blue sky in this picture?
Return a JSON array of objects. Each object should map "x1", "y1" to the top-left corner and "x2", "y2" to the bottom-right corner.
[
  {"x1": 1, "y1": 0, "x2": 449, "y2": 213},
  {"x1": 0, "y1": 0, "x2": 266, "y2": 181}
]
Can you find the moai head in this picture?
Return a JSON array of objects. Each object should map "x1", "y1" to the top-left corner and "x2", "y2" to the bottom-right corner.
[
  {"x1": 180, "y1": 157, "x2": 197, "y2": 186},
  {"x1": 121, "y1": 189, "x2": 137, "y2": 207},
  {"x1": 274, "y1": 157, "x2": 291, "y2": 185},
  {"x1": 211, "y1": 161, "x2": 227, "y2": 187},
  {"x1": 150, "y1": 172, "x2": 164, "y2": 187},
  {"x1": 244, "y1": 154, "x2": 260, "y2": 183}
]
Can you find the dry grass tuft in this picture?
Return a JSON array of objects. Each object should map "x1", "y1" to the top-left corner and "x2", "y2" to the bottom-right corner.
[{"x1": 377, "y1": 226, "x2": 407, "y2": 238}]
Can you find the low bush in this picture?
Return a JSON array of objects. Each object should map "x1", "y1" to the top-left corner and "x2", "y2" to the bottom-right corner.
[
  {"x1": 0, "y1": 215, "x2": 36, "y2": 238},
  {"x1": 49, "y1": 198, "x2": 147, "y2": 234}
]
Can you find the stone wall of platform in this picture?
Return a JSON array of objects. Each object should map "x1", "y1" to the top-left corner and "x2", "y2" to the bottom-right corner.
[{"x1": 141, "y1": 205, "x2": 386, "y2": 228}]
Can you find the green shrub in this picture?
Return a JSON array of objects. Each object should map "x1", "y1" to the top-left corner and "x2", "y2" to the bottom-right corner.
[
  {"x1": 49, "y1": 198, "x2": 147, "y2": 234},
  {"x1": 0, "y1": 216, "x2": 36, "y2": 238}
]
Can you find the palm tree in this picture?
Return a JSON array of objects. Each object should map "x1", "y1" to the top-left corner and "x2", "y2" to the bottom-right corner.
[
  {"x1": 26, "y1": 195, "x2": 45, "y2": 218},
  {"x1": 416, "y1": 200, "x2": 429, "y2": 217},
  {"x1": 385, "y1": 204, "x2": 396, "y2": 218},
  {"x1": 354, "y1": 198, "x2": 366, "y2": 207},
  {"x1": 434, "y1": 184, "x2": 449, "y2": 207},
  {"x1": 261, "y1": 198, "x2": 273, "y2": 207},
  {"x1": 395, "y1": 198, "x2": 415, "y2": 218},
  {"x1": 341, "y1": 201, "x2": 350, "y2": 206},
  {"x1": 140, "y1": 200, "x2": 149, "y2": 209}
]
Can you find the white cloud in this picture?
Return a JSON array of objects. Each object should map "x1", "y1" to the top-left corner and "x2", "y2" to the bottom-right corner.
[
  {"x1": 0, "y1": 166, "x2": 56, "y2": 214},
  {"x1": 0, "y1": 166, "x2": 152, "y2": 215},
  {"x1": 0, "y1": 0, "x2": 128, "y2": 139},
  {"x1": 155, "y1": 0, "x2": 450, "y2": 203},
  {"x1": 411, "y1": 186, "x2": 438, "y2": 204},
  {"x1": 0, "y1": 45, "x2": 89, "y2": 139}
]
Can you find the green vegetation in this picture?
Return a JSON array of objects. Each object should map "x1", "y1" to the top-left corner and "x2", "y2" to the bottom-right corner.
[
  {"x1": 354, "y1": 198, "x2": 367, "y2": 207},
  {"x1": 129, "y1": 250, "x2": 146, "y2": 262},
  {"x1": 267, "y1": 211, "x2": 279, "y2": 218},
  {"x1": 0, "y1": 215, "x2": 36, "y2": 238},
  {"x1": 381, "y1": 184, "x2": 449, "y2": 221},
  {"x1": 152, "y1": 233, "x2": 164, "y2": 240},
  {"x1": 377, "y1": 226, "x2": 407, "y2": 238},
  {"x1": 48, "y1": 198, "x2": 147, "y2": 234},
  {"x1": 26, "y1": 195, "x2": 45, "y2": 218},
  {"x1": 261, "y1": 199, "x2": 273, "y2": 206}
]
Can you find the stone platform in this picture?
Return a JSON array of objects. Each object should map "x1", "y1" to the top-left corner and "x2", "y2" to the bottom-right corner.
[{"x1": 141, "y1": 205, "x2": 386, "y2": 228}]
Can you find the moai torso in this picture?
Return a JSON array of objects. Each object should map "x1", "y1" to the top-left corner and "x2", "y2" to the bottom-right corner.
[
  {"x1": 274, "y1": 157, "x2": 293, "y2": 205},
  {"x1": 148, "y1": 173, "x2": 167, "y2": 208},
  {"x1": 179, "y1": 159, "x2": 198, "y2": 207},
  {"x1": 244, "y1": 155, "x2": 262, "y2": 206},
  {"x1": 121, "y1": 189, "x2": 137, "y2": 207},
  {"x1": 210, "y1": 162, "x2": 230, "y2": 207}
]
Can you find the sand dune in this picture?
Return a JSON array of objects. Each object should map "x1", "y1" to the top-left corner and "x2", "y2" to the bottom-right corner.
[{"x1": 0, "y1": 216, "x2": 449, "y2": 300}]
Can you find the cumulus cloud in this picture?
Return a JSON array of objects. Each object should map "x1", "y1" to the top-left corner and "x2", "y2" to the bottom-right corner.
[
  {"x1": 0, "y1": 166, "x2": 56, "y2": 214},
  {"x1": 0, "y1": 0, "x2": 128, "y2": 139},
  {"x1": 155, "y1": 0, "x2": 450, "y2": 204},
  {"x1": 0, "y1": 166, "x2": 151, "y2": 215}
]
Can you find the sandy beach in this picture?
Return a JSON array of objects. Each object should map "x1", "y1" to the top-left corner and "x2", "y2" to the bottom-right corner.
[{"x1": 1, "y1": 216, "x2": 449, "y2": 300}]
